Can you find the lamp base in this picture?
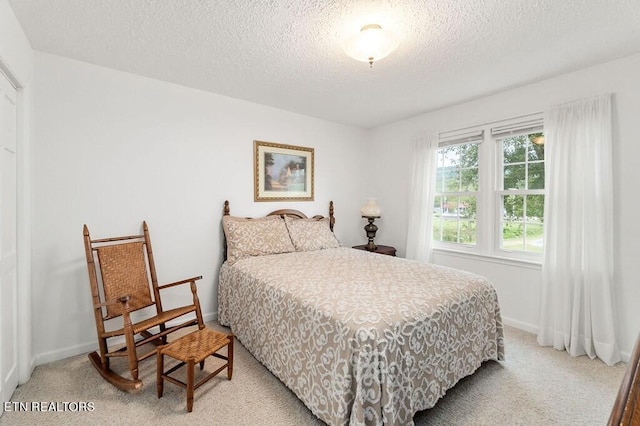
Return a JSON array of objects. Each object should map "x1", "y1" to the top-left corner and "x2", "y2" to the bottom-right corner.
[{"x1": 363, "y1": 216, "x2": 379, "y2": 251}]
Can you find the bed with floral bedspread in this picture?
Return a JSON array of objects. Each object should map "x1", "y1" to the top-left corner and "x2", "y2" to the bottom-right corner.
[{"x1": 218, "y1": 225, "x2": 504, "y2": 426}]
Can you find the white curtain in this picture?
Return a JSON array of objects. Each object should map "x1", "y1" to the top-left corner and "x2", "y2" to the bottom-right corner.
[
  {"x1": 405, "y1": 136, "x2": 437, "y2": 262},
  {"x1": 537, "y1": 94, "x2": 620, "y2": 365}
]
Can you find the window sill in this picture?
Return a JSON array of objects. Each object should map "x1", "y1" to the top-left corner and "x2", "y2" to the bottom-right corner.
[{"x1": 432, "y1": 247, "x2": 542, "y2": 271}]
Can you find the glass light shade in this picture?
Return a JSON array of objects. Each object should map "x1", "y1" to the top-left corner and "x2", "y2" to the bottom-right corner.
[
  {"x1": 532, "y1": 135, "x2": 545, "y2": 145},
  {"x1": 361, "y1": 198, "x2": 381, "y2": 217},
  {"x1": 344, "y1": 24, "x2": 399, "y2": 66}
]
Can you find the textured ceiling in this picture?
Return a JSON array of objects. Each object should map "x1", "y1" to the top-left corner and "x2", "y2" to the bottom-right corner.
[{"x1": 8, "y1": 0, "x2": 640, "y2": 128}]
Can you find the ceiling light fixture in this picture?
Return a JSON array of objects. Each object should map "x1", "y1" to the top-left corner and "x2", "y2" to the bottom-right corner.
[{"x1": 344, "y1": 24, "x2": 399, "y2": 68}]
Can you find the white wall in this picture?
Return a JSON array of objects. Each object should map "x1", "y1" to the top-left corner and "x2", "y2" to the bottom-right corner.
[
  {"x1": 32, "y1": 52, "x2": 368, "y2": 363},
  {"x1": 20, "y1": 11, "x2": 640, "y2": 365},
  {"x1": 0, "y1": 0, "x2": 34, "y2": 383},
  {"x1": 368, "y1": 53, "x2": 640, "y2": 360}
]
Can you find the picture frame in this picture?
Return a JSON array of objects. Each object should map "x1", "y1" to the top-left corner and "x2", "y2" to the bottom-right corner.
[{"x1": 254, "y1": 140, "x2": 314, "y2": 202}]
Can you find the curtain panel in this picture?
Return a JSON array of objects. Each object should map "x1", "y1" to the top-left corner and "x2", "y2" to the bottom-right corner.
[
  {"x1": 405, "y1": 136, "x2": 437, "y2": 262},
  {"x1": 537, "y1": 94, "x2": 620, "y2": 366}
]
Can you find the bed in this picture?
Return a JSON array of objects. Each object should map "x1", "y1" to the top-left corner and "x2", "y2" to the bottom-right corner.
[{"x1": 218, "y1": 201, "x2": 504, "y2": 425}]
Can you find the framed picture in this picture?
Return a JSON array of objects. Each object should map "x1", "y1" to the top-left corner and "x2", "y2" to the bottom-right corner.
[{"x1": 254, "y1": 140, "x2": 314, "y2": 202}]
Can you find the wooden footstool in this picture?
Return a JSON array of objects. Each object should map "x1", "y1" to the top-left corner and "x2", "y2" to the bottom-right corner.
[{"x1": 157, "y1": 328, "x2": 234, "y2": 412}]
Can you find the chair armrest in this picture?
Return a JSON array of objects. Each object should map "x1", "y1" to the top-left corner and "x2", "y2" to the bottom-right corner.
[
  {"x1": 94, "y1": 296, "x2": 136, "y2": 322},
  {"x1": 94, "y1": 295, "x2": 131, "y2": 309},
  {"x1": 157, "y1": 275, "x2": 202, "y2": 290}
]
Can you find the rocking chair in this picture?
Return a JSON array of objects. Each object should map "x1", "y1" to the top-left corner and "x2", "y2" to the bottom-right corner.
[{"x1": 83, "y1": 221, "x2": 204, "y2": 391}]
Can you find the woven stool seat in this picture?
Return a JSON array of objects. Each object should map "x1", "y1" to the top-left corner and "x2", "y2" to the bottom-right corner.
[{"x1": 157, "y1": 328, "x2": 234, "y2": 412}]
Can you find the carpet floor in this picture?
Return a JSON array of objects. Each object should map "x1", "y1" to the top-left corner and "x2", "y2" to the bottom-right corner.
[{"x1": 0, "y1": 323, "x2": 626, "y2": 425}]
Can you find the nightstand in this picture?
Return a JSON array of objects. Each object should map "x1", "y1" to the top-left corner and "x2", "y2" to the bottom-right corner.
[{"x1": 352, "y1": 244, "x2": 396, "y2": 257}]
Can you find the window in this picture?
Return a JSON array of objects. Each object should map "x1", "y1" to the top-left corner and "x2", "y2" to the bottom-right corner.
[
  {"x1": 498, "y1": 133, "x2": 545, "y2": 253},
  {"x1": 433, "y1": 143, "x2": 479, "y2": 245},
  {"x1": 432, "y1": 116, "x2": 545, "y2": 260}
]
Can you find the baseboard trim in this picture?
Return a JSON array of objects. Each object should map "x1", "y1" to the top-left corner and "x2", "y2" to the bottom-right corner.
[
  {"x1": 502, "y1": 316, "x2": 538, "y2": 334},
  {"x1": 501, "y1": 316, "x2": 630, "y2": 363},
  {"x1": 34, "y1": 311, "x2": 218, "y2": 366}
]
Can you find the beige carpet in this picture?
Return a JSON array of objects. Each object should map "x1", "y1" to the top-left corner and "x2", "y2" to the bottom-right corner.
[{"x1": 1, "y1": 323, "x2": 626, "y2": 425}]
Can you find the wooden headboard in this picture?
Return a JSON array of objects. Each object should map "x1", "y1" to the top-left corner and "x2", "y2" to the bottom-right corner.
[{"x1": 222, "y1": 200, "x2": 335, "y2": 261}]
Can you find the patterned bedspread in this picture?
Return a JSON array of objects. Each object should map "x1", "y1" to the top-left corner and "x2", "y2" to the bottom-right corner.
[{"x1": 218, "y1": 247, "x2": 504, "y2": 425}]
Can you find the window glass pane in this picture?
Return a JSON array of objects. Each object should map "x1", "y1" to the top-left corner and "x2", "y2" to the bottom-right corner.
[
  {"x1": 459, "y1": 144, "x2": 479, "y2": 168},
  {"x1": 526, "y1": 195, "x2": 544, "y2": 221},
  {"x1": 435, "y1": 170, "x2": 443, "y2": 192},
  {"x1": 525, "y1": 224, "x2": 544, "y2": 253},
  {"x1": 443, "y1": 196, "x2": 459, "y2": 216},
  {"x1": 441, "y1": 146, "x2": 453, "y2": 163},
  {"x1": 444, "y1": 169, "x2": 460, "y2": 191},
  {"x1": 460, "y1": 220, "x2": 477, "y2": 245},
  {"x1": 459, "y1": 195, "x2": 477, "y2": 219},
  {"x1": 503, "y1": 164, "x2": 526, "y2": 190},
  {"x1": 461, "y1": 167, "x2": 478, "y2": 191},
  {"x1": 527, "y1": 162, "x2": 545, "y2": 189},
  {"x1": 432, "y1": 195, "x2": 444, "y2": 243},
  {"x1": 503, "y1": 136, "x2": 527, "y2": 164},
  {"x1": 432, "y1": 195, "x2": 477, "y2": 245},
  {"x1": 433, "y1": 196, "x2": 443, "y2": 215},
  {"x1": 528, "y1": 133, "x2": 545, "y2": 161},
  {"x1": 437, "y1": 144, "x2": 479, "y2": 192},
  {"x1": 441, "y1": 146, "x2": 459, "y2": 168},
  {"x1": 441, "y1": 217, "x2": 459, "y2": 242},
  {"x1": 503, "y1": 195, "x2": 523, "y2": 221},
  {"x1": 502, "y1": 221, "x2": 524, "y2": 251},
  {"x1": 501, "y1": 196, "x2": 545, "y2": 253},
  {"x1": 432, "y1": 215, "x2": 443, "y2": 241}
]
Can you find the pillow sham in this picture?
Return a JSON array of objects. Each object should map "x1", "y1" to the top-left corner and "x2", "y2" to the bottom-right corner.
[
  {"x1": 283, "y1": 216, "x2": 340, "y2": 251},
  {"x1": 222, "y1": 215, "x2": 295, "y2": 264}
]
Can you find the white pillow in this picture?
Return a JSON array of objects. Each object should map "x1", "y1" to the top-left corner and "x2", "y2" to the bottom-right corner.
[
  {"x1": 283, "y1": 216, "x2": 340, "y2": 251},
  {"x1": 222, "y1": 215, "x2": 295, "y2": 264}
]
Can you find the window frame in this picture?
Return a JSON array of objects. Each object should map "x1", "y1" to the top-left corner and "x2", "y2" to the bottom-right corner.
[
  {"x1": 432, "y1": 129, "x2": 483, "y2": 252},
  {"x1": 432, "y1": 115, "x2": 545, "y2": 262},
  {"x1": 433, "y1": 141, "x2": 481, "y2": 249}
]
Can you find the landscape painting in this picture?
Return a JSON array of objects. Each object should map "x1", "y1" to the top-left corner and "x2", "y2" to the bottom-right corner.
[{"x1": 254, "y1": 140, "x2": 314, "y2": 201}]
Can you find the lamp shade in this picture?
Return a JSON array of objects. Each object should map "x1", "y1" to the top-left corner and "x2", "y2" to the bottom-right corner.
[
  {"x1": 361, "y1": 198, "x2": 381, "y2": 217},
  {"x1": 344, "y1": 24, "x2": 398, "y2": 67}
]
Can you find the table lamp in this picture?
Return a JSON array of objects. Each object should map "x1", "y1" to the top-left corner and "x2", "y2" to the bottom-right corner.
[{"x1": 361, "y1": 199, "x2": 381, "y2": 251}]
